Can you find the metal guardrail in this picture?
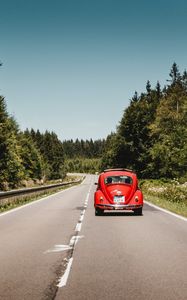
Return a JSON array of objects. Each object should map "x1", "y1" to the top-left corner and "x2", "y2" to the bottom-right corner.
[{"x1": 0, "y1": 179, "x2": 82, "y2": 202}]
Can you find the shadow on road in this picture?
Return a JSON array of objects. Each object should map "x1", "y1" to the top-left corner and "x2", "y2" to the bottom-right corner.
[
  {"x1": 95, "y1": 203, "x2": 160, "y2": 216},
  {"x1": 97, "y1": 211, "x2": 142, "y2": 217},
  {"x1": 75, "y1": 206, "x2": 86, "y2": 211}
]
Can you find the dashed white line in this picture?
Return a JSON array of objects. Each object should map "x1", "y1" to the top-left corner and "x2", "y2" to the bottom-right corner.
[
  {"x1": 57, "y1": 257, "x2": 74, "y2": 288},
  {"x1": 69, "y1": 235, "x2": 84, "y2": 247},
  {"x1": 79, "y1": 215, "x2": 84, "y2": 222},
  {"x1": 56, "y1": 184, "x2": 92, "y2": 288},
  {"x1": 81, "y1": 209, "x2": 86, "y2": 216},
  {"x1": 75, "y1": 222, "x2": 82, "y2": 232}
]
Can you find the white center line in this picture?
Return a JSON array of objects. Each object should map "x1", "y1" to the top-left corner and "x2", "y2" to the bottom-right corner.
[
  {"x1": 79, "y1": 215, "x2": 84, "y2": 222},
  {"x1": 57, "y1": 257, "x2": 74, "y2": 288},
  {"x1": 75, "y1": 222, "x2": 82, "y2": 232},
  {"x1": 69, "y1": 235, "x2": 84, "y2": 247},
  {"x1": 56, "y1": 182, "x2": 92, "y2": 288}
]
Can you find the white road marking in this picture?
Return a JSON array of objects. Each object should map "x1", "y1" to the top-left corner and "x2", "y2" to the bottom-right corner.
[
  {"x1": 75, "y1": 222, "x2": 82, "y2": 232},
  {"x1": 144, "y1": 200, "x2": 187, "y2": 222},
  {"x1": 45, "y1": 236, "x2": 84, "y2": 254},
  {"x1": 79, "y1": 215, "x2": 84, "y2": 222},
  {"x1": 56, "y1": 183, "x2": 92, "y2": 288},
  {"x1": 45, "y1": 245, "x2": 72, "y2": 253},
  {"x1": 57, "y1": 257, "x2": 74, "y2": 288},
  {"x1": 85, "y1": 194, "x2": 89, "y2": 203},
  {"x1": 81, "y1": 209, "x2": 86, "y2": 216},
  {"x1": 69, "y1": 235, "x2": 84, "y2": 247}
]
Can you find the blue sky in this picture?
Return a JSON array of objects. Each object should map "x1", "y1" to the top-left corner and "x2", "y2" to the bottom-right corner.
[{"x1": 0, "y1": 0, "x2": 187, "y2": 141}]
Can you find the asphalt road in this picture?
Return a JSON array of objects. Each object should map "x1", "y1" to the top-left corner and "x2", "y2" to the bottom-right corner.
[{"x1": 0, "y1": 175, "x2": 186, "y2": 300}]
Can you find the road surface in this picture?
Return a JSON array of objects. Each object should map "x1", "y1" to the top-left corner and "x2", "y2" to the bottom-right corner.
[{"x1": 0, "y1": 175, "x2": 186, "y2": 300}]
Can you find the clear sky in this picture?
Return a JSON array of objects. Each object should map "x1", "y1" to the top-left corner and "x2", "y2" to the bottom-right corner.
[{"x1": 0, "y1": 0, "x2": 187, "y2": 141}]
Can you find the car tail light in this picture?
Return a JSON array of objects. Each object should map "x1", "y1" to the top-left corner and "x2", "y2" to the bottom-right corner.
[{"x1": 135, "y1": 196, "x2": 139, "y2": 202}]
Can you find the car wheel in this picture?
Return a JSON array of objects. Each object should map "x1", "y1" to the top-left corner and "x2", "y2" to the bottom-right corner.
[
  {"x1": 95, "y1": 208, "x2": 104, "y2": 216},
  {"x1": 134, "y1": 207, "x2": 143, "y2": 216}
]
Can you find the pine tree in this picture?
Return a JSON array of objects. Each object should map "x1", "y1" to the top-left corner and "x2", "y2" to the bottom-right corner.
[
  {"x1": 156, "y1": 81, "x2": 161, "y2": 98},
  {"x1": 19, "y1": 133, "x2": 44, "y2": 180},
  {"x1": 0, "y1": 100, "x2": 25, "y2": 189},
  {"x1": 168, "y1": 62, "x2": 181, "y2": 84},
  {"x1": 149, "y1": 68, "x2": 187, "y2": 178},
  {"x1": 146, "y1": 80, "x2": 151, "y2": 94}
]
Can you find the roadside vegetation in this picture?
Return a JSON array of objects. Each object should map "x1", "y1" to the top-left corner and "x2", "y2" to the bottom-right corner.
[{"x1": 140, "y1": 179, "x2": 187, "y2": 217}]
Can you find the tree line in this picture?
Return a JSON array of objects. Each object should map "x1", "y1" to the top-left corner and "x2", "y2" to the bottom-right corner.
[
  {"x1": 63, "y1": 139, "x2": 105, "y2": 159},
  {"x1": 0, "y1": 86, "x2": 105, "y2": 189},
  {"x1": 1, "y1": 62, "x2": 186, "y2": 190},
  {"x1": 101, "y1": 63, "x2": 187, "y2": 180},
  {"x1": 62, "y1": 138, "x2": 105, "y2": 174},
  {"x1": 0, "y1": 94, "x2": 65, "y2": 189}
]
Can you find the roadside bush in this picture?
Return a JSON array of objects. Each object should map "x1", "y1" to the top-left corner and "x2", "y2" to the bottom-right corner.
[{"x1": 140, "y1": 179, "x2": 187, "y2": 204}]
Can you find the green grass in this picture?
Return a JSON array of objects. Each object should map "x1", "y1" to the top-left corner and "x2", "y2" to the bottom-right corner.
[
  {"x1": 144, "y1": 194, "x2": 187, "y2": 218},
  {"x1": 140, "y1": 179, "x2": 187, "y2": 218}
]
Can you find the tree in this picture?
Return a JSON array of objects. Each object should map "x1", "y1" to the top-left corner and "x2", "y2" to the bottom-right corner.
[
  {"x1": 0, "y1": 101, "x2": 25, "y2": 189},
  {"x1": 149, "y1": 71, "x2": 187, "y2": 178},
  {"x1": 19, "y1": 133, "x2": 45, "y2": 180},
  {"x1": 116, "y1": 82, "x2": 161, "y2": 176},
  {"x1": 27, "y1": 129, "x2": 65, "y2": 179},
  {"x1": 101, "y1": 133, "x2": 130, "y2": 170},
  {"x1": 168, "y1": 62, "x2": 181, "y2": 84},
  {"x1": 156, "y1": 81, "x2": 161, "y2": 98},
  {"x1": 146, "y1": 80, "x2": 151, "y2": 94}
]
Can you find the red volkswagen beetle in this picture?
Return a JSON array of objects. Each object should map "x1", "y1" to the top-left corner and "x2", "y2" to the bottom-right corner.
[{"x1": 94, "y1": 169, "x2": 143, "y2": 216}]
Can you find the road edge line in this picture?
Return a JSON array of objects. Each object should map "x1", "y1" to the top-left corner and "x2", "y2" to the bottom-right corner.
[
  {"x1": 144, "y1": 200, "x2": 187, "y2": 222},
  {"x1": 0, "y1": 184, "x2": 79, "y2": 218}
]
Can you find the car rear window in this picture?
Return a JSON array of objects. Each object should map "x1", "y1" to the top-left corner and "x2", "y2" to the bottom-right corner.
[{"x1": 104, "y1": 175, "x2": 132, "y2": 185}]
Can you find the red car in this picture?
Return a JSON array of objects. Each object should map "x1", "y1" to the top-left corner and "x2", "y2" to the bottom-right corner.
[{"x1": 94, "y1": 169, "x2": 143, "y2": 216}]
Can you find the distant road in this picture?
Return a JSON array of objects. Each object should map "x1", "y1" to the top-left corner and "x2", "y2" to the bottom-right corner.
[{"x1": 0, "y1": 175, "x2": 186, "y2": 300}]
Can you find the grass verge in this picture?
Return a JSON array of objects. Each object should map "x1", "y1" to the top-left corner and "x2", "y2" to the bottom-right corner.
[
  {"x1": 140, "y1": 179, "x2": 187, "y2": 218},
  {"x1": 144, "y1": 194, "x2": 187, "y2": 218}
]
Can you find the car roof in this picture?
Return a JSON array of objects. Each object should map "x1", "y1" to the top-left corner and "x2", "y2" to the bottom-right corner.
[{"x1": 101, "y1": 168, "x2": 136, "y2": 177}]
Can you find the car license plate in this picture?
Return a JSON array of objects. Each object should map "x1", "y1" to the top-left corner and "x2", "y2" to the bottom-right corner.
[{"x1": 114, "y1": 195, "x2": 125, "y2": 203}]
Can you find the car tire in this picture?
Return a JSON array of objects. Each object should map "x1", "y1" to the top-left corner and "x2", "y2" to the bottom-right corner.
[
  {"x1": 134, "y1": 207, "x2": 143, "y2": 216},
  {"x1": 95, "y1": 208, "x2": 104, "y2": 216}
]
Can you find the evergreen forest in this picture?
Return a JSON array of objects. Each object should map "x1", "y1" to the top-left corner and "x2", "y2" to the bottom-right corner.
[
  {"x1": 101, "y1": 63, "x2": 187, "y2": 181},
  {"x1": 0, "y1": 63, "x2": 187, "y2": 190}
]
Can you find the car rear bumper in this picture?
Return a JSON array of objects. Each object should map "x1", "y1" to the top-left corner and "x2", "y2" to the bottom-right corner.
[{"x1": 95, "y1": 204, "x2": 143, "y2": 211}]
